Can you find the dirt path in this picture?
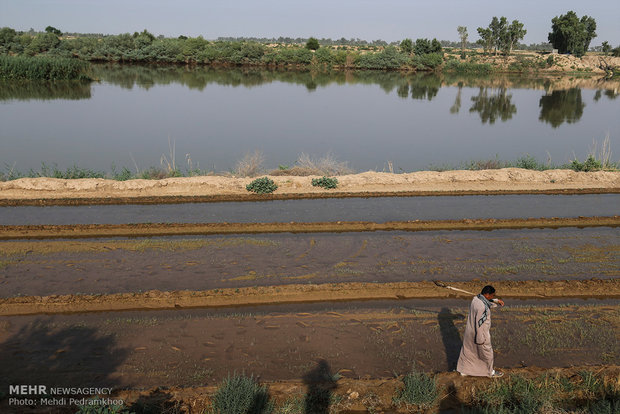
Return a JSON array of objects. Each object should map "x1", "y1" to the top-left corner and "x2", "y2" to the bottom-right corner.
[
  {"x1": 1, "y1": 169, "x2": 619, "y2": 205},
  {"x1": 1, "y1": 279, "x2": 618, "y2": 316}
]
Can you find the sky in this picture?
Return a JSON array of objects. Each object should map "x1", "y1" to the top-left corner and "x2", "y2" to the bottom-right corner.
[{"x1": 1, "y1": 0, "x2": 619, "y2": 46}]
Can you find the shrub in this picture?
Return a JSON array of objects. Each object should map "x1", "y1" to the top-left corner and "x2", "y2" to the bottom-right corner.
[
  {"x1": 571, "y1": 155, "x2": 602, "y2": 172},
  {"x1": 412, "y1": 52, "x2": 443, "y2": 70},
  {"x1": 355, "y1": 46, "x2": 408, "y2": 69},
  {"x1": 296, "y1": 152, "x2": 353, "y2": 176},
  {"x1": 393, "y1": 369, "x2": 439, "y2": 410},
  {"x1": 211, "y1": 374, "x2": 272, "y2": 414},
  {"x1": 246, "y1": 177, "x2": 278, "y2": 194},
  {"x1": 311, "y1": 176, "x2": 338, "y2": 189},
  {"x1": 515, "y1": 154, "x2": 542, "y2": 170},
  {"x1": 235, "y1": 150, "x2": 265, "y2": 177},
  {"x1": 306, "y1": 37, "x2": 320, "y2": 51}
]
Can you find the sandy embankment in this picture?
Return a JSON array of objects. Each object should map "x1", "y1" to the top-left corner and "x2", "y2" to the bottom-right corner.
[{"x1": 1, "y1": 169, "x2": 619, "y2": 203}]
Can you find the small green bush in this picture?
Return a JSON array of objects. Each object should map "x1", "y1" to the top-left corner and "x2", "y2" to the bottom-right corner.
[
  {"x1": 211, "y1": 374, "x2": 272, "y2": 414},
  {"x1": 412, "y1": 52, "x2": 444, "y2": 69},
  {"x1": 246, "y1": 177, "x2": 278, "y2": 194},
  {"x1": 393, "y1": 370, "x2": 439, "y2": 410},
  {"x1": 311, "y1": 176, "x2": 338, "y2": 189},
  {"x1": 515, "y1": 154, "x2": 542, "y2": 170},
  {"x1": 571, "y1": 155, "x2": 602, "y2": 172}
]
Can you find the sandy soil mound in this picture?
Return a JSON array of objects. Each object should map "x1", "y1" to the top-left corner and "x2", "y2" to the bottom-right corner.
[{"x1": 1, "y1": 169, "x2": 619, "y2": 201}]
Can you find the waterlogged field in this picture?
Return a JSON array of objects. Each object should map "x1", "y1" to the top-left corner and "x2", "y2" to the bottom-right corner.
[
  {"x1": 1, "y1": 228, "x2": 618, "y2": 297},
  {"x1": 1, "y1": 66, "x2": 619, "y2": 175}
]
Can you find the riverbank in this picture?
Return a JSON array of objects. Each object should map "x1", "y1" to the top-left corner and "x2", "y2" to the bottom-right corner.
[{"x1": 1, "y1": 169, "x2": 618, "y2": 204}]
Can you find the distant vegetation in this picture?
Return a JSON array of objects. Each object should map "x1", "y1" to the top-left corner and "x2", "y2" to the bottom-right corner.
[
  {"x1": 1, "y1": 14, "x2": 616, "y2": 74},
  {"x1": 0, "y1": 55, "x2": 91, "y2": 80}
]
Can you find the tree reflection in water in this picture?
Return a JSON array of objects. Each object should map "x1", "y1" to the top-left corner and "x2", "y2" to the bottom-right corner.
[
  {"x1": 469, "y1": 87, "x2": 517, "y2": 124},
  {"x1": 538, "y1": 88, "x2": 584, "y2": 128}
]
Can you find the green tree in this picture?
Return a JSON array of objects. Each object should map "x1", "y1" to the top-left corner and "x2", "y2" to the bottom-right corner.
[
  {"x1": 413, "y1": 38, "x2": 441, "y2": 55},
  {"x1": 489, "y1": 16, "x2": 507, "y2": 55},
  {"x1": 476, "y1": 27, "x2": 493, "y2": 54},
  {"x1": 414, "y1": 38, "x2": 431, "y2": 55},
  {"x1": 45, "y1": 26, "x2": 62, "y2": 36},
  {"x1": 601, "y1": 41, "x2": 611, "y2": 56},
  {"x1": 457, "y1": 26, "x2": 468, "y2": 57},
  {"x1": 503, "y1": 20, "x2": 527, "y2": 55},
  {"x1": 306, "y1": 37, "x2": 320, "y2": 50},
  {"x1": 548, "y1": 11, "x2": 597, "y2": 57},
  {"x1": 400, "y1": 38, "x2": 413, "y2": 54}
]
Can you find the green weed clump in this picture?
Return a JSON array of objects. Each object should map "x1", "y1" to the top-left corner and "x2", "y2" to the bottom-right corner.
[
  {"x1": 475, "y1": 375, "x2": 555, "y2": 413},
  {"x1": 571, "y1": 155, "x2": 602, "y2": 172},
  {"x1": 412, "y1": 52, "x2": 444, "y2": 70},
  {"x1": 0, "y1": 55, "x2": 92, "y2": 80},
  {"x1": 393, "y1": 369, "x2": 439, "y2": 410},
  {"x1": 211, "y1": 374, "x2": 272, "y2": 414},
  {"x1": 246, "y1": 177, "x2": 278, "y2": 194},
  {"x1": 515, "y1": 154, "x2": 545, "y2": 170},
  {"x1": 311, "y1": 176, "x2": 338, "y2": 189}
]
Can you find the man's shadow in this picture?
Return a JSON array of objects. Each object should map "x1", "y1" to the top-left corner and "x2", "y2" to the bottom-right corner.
[
  {"x1": 438, "y1": 307, "x2": 464, "y2": 371},
  {"x1": 302, "y1": 359, "x2": 337, "y2": 414}
]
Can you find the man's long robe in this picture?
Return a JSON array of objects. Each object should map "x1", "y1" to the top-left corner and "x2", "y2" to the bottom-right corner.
[{"x1": 456, "y1": 295, "x2": 498, "y2": 376}]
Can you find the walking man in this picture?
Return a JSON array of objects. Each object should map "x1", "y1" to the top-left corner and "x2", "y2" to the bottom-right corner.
[{"x1": 457, "y1": 285, "x2": 505, "y2": 377}]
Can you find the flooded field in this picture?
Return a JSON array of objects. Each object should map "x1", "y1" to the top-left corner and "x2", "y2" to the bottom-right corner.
[{"x1": 1, "y1": 228, "x2": 618, "y2": 297}]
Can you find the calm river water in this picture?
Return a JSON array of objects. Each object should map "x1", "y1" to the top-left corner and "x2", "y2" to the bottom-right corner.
[{"x1": 1, "y1": 65, "x2": 619, "y2": 173}]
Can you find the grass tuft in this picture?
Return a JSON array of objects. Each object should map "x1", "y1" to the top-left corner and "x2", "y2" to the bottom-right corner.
[
  {"x1": 210, "y1": 373, "x2": 272, "y2": 414},
  {"x1": 393, "y1": 368, "x2": 439, "y2": 410}
]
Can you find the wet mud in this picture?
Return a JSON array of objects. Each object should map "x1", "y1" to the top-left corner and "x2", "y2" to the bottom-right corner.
[{"x1": 0, "y1": 303, "x2": 617, "y2": 390}]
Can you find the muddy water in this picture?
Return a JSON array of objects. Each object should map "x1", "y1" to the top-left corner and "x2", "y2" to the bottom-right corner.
[
  {"x1": 2, "y1": 67, "x2": 620, "y2": 173},
  {"x1": 1, "y1": 227, "x2": 617, "y2": 297},
  {"x1": 0, "y1": 302, "x2": 617, "y2": 388},
  {"x1": 1, "y1": 194, "x2": 619, "y2": 225}
]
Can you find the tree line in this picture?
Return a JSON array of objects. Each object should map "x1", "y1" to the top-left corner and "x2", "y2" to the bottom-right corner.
[{"x1": 1, "y1": 10, "x2": 618, "y2": 74}]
